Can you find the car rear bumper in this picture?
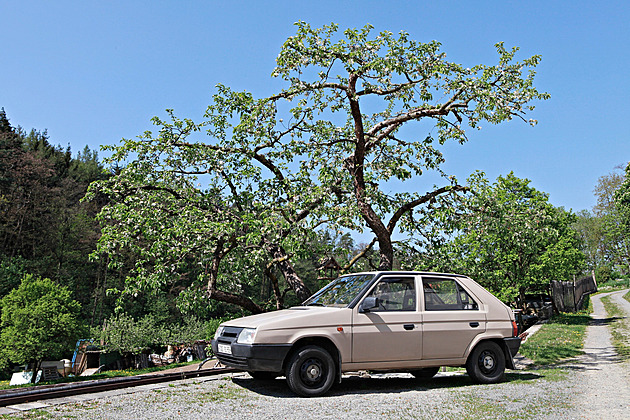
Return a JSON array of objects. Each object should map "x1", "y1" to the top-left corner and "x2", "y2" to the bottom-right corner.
[
  {"x1": 211, "y1": 339, "x2": 292, "y2": 372},
  {"x1": 503, "y1": 337, "x2": 522, "y2": 369}
]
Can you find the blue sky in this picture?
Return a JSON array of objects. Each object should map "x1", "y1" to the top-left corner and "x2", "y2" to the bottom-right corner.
[{"x1": 2, "y1": 1, "x2": 629, "y2": 212}]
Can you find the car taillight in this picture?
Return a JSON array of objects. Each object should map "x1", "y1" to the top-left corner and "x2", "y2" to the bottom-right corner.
[{"x1": 512, "y1": 321, "x2": 518, "y2": 337}]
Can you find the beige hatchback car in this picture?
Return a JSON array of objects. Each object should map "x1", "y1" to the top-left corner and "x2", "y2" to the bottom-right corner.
[{"x1": 211, "y1": 271, "x2": 521, "y2": 397}]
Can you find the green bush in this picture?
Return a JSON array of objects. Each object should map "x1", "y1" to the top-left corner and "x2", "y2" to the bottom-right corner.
[
  {"x1": 595, "y1": 265, "x2": 613, "y2": 283},
  {"x1": 0, "y1": 274, "x2": 84, "y2": 381},
  {"x1": 95, "y1": 314, "x2": 233, "y2": 355}
]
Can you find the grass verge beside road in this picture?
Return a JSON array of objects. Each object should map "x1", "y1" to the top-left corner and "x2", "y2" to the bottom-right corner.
[
  {"x1": 600, "y1": 294, "x2": 630, "y2": 360},
  {"x1": 519, "y1": 311, "x2": 590, "y2": 366}
]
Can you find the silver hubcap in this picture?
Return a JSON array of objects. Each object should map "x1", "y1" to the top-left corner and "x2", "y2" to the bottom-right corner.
[
  {"x1": 306, "y1": 364, "x2": 320, "y2": 380},
  {"x1": 483, "y1": 355, "x2": 494, "y2": 370}
]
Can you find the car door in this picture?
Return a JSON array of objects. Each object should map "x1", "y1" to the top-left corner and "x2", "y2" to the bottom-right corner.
[
  {"x1": 352, "y1": 275, "x2": 423, "y2": 363},
  {"x1": 421, "y1": 276, "x2": 486, "y2": 360}
]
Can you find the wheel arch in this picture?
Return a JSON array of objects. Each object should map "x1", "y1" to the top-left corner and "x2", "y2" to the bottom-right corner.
[
  {"x1": 466, "y1": 337, "x2": 514, "y2": 370},
  {"x1": 284, "y1": 336, "x2": 342, "y2": 383}
]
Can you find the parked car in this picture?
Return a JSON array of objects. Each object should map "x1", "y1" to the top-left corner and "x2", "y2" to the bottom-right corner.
[{"x1": 211, "y1": 271, "x2": 521, "y2": 397}]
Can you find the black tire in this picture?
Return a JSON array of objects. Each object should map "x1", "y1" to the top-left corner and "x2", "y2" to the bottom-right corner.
[
  {"x1": 285, "y1": 345, "x2": 336, "y2": 397},
  {"x1": 410, "y1": 366, "x2": 440, "y2": 379},
  {"x1": 248, "y1": 371, "x2": 278, "y2": 380},
  {"x1": 466, "y1": 341, "x2": 506, "y2": 384}
]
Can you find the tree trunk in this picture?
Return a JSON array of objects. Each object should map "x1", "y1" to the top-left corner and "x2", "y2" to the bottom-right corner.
[
  {"x1": 207, "y1": 287, "x2": 264, "y2": 314},
  {"x1": 205, "y1": 238, "x2": 264, "y2": 314},
  {"x1": 345, "y1": 73, "x2": 395, "y2": 272},
  {"x1": 264, "y1": 241, "x2": 312, "y2": 302},
  {"x1": 264, "y1": 266, "x2": 284, "y2": 310},
  {"x1": 30, "y1": 360, "x2": 41, "y2": 384}
]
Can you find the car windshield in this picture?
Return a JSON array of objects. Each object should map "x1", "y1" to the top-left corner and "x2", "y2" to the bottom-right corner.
[{"x1": 302, "y1": 274, "x2": 375, "y2": 308}]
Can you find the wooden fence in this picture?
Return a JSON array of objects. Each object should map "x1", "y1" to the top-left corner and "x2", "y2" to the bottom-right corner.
[{"x1": 550, "y1": 271, "x2": 597, "y2": 312}]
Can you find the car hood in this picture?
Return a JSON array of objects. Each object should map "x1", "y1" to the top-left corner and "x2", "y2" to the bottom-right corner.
[{"x1": 221, "y1": 306, "x2": 350, "y2": 330}]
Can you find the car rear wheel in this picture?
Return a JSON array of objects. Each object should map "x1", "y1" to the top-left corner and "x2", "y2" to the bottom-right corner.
[
  {"x1": 466, "y1": 341, "x2": 505, "y2": 384},
  {"x1": 410, "y1": 367, "x2": 440, "y2": 379},
  {"x1": 248, "y1": 371, "x2": 278, "y2": 380},
  {"x1": 286, "y1": 345, "x2": 336, "y2": 397}
]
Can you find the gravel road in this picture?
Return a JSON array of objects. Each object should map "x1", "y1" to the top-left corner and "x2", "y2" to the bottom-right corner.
[
  {"x1": 2, "y1": 291, "x2": 629, "y2": 420},
  {"x1": 575, "y1": 290, "x2": 630, "y2": 419}
]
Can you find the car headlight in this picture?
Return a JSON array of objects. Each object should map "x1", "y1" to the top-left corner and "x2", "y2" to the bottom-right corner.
[
  {"x1": 214, "y1": 326, "x2": 225, "y2": 340},
  {"x1": 237, "y1": 328, "x2": 256, "y2": 344}
]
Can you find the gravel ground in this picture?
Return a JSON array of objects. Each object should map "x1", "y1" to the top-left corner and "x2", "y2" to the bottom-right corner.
[
  {"x1": 2, "y1": 370, "x2": 581, "y2": 420},
  {"x1": 2, "y1": 291, "x2": 629, "y2": 420}
]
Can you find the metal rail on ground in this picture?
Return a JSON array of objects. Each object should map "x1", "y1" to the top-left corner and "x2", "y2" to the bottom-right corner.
[{"x1": 0, "y1": 366, "x2": 239, "y2": 407}]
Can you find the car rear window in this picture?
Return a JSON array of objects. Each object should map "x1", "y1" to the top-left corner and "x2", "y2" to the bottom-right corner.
[{"x1": 423, "y1": 278, "x2": 478, "y2": 311}]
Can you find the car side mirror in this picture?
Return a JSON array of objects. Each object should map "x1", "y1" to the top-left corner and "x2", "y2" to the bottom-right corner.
[{"x1": 359, "y1": 297, "x2": 379, "y2": 313}]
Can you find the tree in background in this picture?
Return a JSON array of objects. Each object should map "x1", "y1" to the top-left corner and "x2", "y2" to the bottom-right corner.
[
  {"x1": 0, "y1": 275, "x2": 83, "y2": 382},
  {"x1": 573, "y1": 210, "x2": 606, "y2": 275},
  {"x1": 573, "y1": 165, "x2": 629, "y2": 280},
  {"x1": 613, "y1": 161, "x2": 630, "y2": 274},
  {"x1": 419, "y1": 172, "x2": 585, "y2": 307}
]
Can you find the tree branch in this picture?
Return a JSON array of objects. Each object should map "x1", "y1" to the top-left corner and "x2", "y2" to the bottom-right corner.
[
  {"x1": 387, "y1": 185, "x2": 469, "y2": 234},
  {"x1": 136, "y1": 185, "x2": 183, "y2": 200},
  {"x1": 341, "y1": 237, "x2": 377, "y2": 272}
]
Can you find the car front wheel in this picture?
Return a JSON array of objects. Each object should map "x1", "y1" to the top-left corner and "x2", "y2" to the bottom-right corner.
[
  {"x1": 286, "y1": 345, "x2": 336, "y2": 397},
  {"x1": 466, "y1": 341, "x2": 506, "y2": 384}
]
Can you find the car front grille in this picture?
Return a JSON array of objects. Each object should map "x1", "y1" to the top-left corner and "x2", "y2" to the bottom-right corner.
[{"x1": 217, "y1": 353, "x2": 248, "y2": 369}]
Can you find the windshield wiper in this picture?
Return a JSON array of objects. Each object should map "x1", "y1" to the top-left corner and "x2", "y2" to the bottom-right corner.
[{"x1": 306, "y1": 302, "x2": 326, "y2": 307}]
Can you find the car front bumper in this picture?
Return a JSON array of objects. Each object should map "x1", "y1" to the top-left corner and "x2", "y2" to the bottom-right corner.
[{"x1": 211, "y1": 339, "x2": 292, "y2": 372}]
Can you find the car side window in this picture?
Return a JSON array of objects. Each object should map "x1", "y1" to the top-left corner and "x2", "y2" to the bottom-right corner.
[
  {"x1": 423, "y1": 278, "x2": 478, "y2": 311},
  {"x1": 365, "y1": 277, "x2": 416, "y2": 311}
]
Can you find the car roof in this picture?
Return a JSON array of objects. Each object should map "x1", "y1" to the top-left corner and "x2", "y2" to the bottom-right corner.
[{"x1": 343, "y1": 271, "x2": 469, "y2": 279}]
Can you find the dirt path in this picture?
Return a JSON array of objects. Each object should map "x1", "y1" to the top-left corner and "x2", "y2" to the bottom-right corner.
[{"x1": 576, "y1": 290, "x2": 630, "y2": 419}]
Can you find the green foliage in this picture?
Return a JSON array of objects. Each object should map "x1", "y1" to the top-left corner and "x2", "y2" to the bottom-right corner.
[
  {"x1": 420, "y1": 172, "x2": 585, "y2": 306},
  {"x1": 95, "y1": 313, "x2": 222, "y2": 354},
  {"x1": 519, "y1": 312, "x2": 590, "y2": 365},
  {"x1": 96, "y1": 313, "x2": 161, "y2": 354},
  {"x1": 595, "y1": 265, "x2": 614, "y2": 283},
  {"x1": 0, "y1": 274, "x2": 83, "y2": 370},
  {"x1": 0, "y1": 255, "x2": 28, "y2": 298},
  {"x1": 163, "y1": 316, "x2": 208, "y2": 347},
  {"x1": 613, "y1": 163, "x2": 630, "y2": 271},
  {"x1": 579, "y1": 166, "x2": 630, "y2": 275}
]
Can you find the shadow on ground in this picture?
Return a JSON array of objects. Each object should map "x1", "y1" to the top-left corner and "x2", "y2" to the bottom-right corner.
[
  {"x1": 590, "y1": 317, "x2": 625, "y2": 326},
  {"x1": 232, "y1": 370, "x2": 543, "y2": 398}
]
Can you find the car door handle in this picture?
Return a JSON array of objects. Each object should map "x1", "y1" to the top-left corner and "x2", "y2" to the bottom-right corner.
[
  {"x1": 403, "y1": 324, "x2": 415, "y2": 330},
  {"x1": 469, "y1": 322, "x2": 479, "y2": 328}
]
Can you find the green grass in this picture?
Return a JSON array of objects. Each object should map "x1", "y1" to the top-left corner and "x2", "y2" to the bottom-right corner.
[
  {"x1": 519, "y1": 312, "x2": 590, "y2": 366},
  {"x1": 624, "y1": 290, "x2": 630, "y2": 303},
  {"x1": 597, "y1": 278, "x2": 630, "y2": 292},
  {"x1": 0, "y1": 360, "x2": 200, "y2": 391},
  {"x1": 600, "y1": 295, "x2": 630, "y2": 360}
]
